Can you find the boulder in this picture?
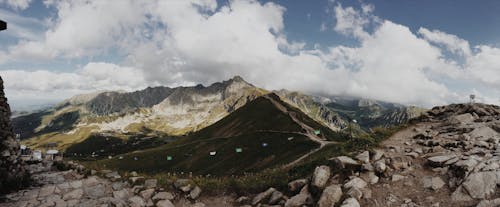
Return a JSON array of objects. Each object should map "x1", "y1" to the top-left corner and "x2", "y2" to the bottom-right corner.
[
  {"x1": 62, "y1": 189, "x2": 83, "y2": 200},
  {"x1": 288, "y1": 179, "x2": 308, "y2": 193},
  {"x1": 128, "y1": 196, "x2": 146, "y2": 207},
  {"x1": 173, "y1": 179, "x2": 191, "y2": 192},
  {"x1": 476, "y1": 198, "x2": 500, "y2": 207},
  {"x1": 140, "y1": 188, "x2": 155, "y2": 200},
  {"x1": 268, "y1": 190, "x2": 284, "y2": 205},
  {"x1": 374, "y1": 160, "x2": 386, "y2": 173},
  {"x1": 340, "y1": 197, "x2": 360, "y2": 207},
  {"x1": 189, "y1": 186, "x2": 202, "y2": 200},
  {"x1": 152, "y1": 192, "x2": 174, "y2": 201},
  {"x1": 113, "y1": 189, "x2": 130, "y2": 200},
  {"x1": 317, "y1": 184, "x2": 342, "y2": 207},
  {"x1": 235, "y1": 196, "x2": 251, "y2": 205},
  {"x1": 372, "y1": 149, "x2": 384, "y2": 161},
  {"x1": 343, "y1": 177, "x2": 367, "y2": 190},
  {"x1": 129, "y1": 177, "x2": 145, "y2": 185},
  {"x1": 422, "y1": 176, "x2": 446, "y2": 191},
  {"x1": 461, "y1": 171, "x2": 498, "y2": 199},
  {"x1": 252, "y1": 187, "x2": 276, "y2": 205},
  {"x1": 284, "y1": 186, "x2": 313, "y2": 207},
  {"x1": 83, "y1": 183, "x2": 106, "y2": 199},
  {"x1": 355, "y1": 151, "x2": 370, "y2": 163},
  {"x1": 331, "y1": 156, "x2": 360, "y2": 169},
  {"x1": 156, "y1": 200, "x2": 175, "y2": 207},
  {"x1": 144, "y1": 179, "x2": 157, "y2": 189},
  {"x1": 311, "y1": 165, "x2": 331, "y2": 190},
  {"x1": 427, "y1": 155, "x2": 456, "y2": 167}
]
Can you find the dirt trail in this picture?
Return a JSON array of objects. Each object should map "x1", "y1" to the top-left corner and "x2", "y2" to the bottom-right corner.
[{"x1": 262, "y1": 95, "x2": 338, "y2": 167}]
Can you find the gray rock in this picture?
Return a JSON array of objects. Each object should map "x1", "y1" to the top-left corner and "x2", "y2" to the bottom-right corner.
[
  {"x1": 450, "y1": 186, "x2": 473, "y2": 202},
  {"x1": 427, "y1": 155, "x2": 456, "y2": 167},
  {"x1": 317, "y1": 184, "x2": 342, "y2": 207},
  {"x1": 191, "y1": 202, "x2": 206, "y2": 207},
  {"x1": 83, "y1": 176, "x2": 100, "y2": 187},
  {"x1": 331, "y1": 156, "x2": 360, "y2": 169},
  {"x1": 355, "y1": 151, "x2": 370, "y2": 163},
  {"x1": 140, "y1": 188, "x2": 155, "y2": 200},
  {"x1": 113, "y1": 189, "x2": 130, "y2": 200},
  {"x1": 235, "y1": 196, "x2": 251, "y2": 205},
  {"x1": 252, "y1": 187, "x2": 276, "y2": 205},
  {"x1": 372, "y1": 149, "x2": 384, "y2": 161},
  {"x1": 268, "y1": 190, "x2": 283, "y2": 205},
  {"x1": 374, "y1": 160, "x2": 386, "y2": 173},
  {"x1": 360, "y1": 172, "x2": 379, "y2": 184},
  {"x1": 144, "y1": 179, "x2": 157, "y2": 189},
  {"x1": 391, "y1": 174, "x2": 406, "y2": 182},
  {"x1": 476, "y1": 198, "x2": 500, "y2": 207},
  {"x1": 128, "y1": 196, "x2": 146, "y2": 207},
  {"x1": 461, "y1": 171, "x2": 498, "y2": 199},
  {"x1": 344, "y1": 177, "x2": 367, "y2": 190},
  {"x1": 311, "y1": 165, "x2": 331, "y2": 190},
  {"x1": 38, "y1": 185, "x2": 55, "y2": 197},
  {"x1": 152, "y1": 192, "x2": 174, "y2": 201},
  {"x1": 346, "y1": 187, "x2": 363, "y2": 200},
  {"x1": 423, "y1": 177, "x2": 446, "y2": 191},
  {"x1": 288, "y1": 179, "x2": 308, "y2": 193},
  {"x1": 62, "y1": 189, "x2": 83, "y2": 200},
  {"x1": 173, "y1": 179, "x2": 191, "y2": 192},
  {"x1": 83, "y1": 183, "x2": 106, "y2": 199},
  {"x1": 189, "y1": 186, "x2": 202, "y2": 200},
  {"x1": 129, "y1": 177, "x2": 145, "y2": 186},
  {"x1": 340, "y1": 197, "x2": 360, "y2": 207},
  {"x1": 284, "y1": 186, "x2": 313, "y2": 207}
]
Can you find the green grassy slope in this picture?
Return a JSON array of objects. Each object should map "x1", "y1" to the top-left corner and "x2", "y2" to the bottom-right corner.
[{"x1": 94, "y1": 93, "x2": 345, "y2": 175}]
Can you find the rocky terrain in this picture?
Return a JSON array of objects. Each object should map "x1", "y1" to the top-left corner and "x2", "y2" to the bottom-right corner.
[
  {"x1": 0, "y1": 161, "x2": 228, "y2": 207},
  {"x1": 0, "y1": 76, "x2": 29, "y2": 194},
  {"x1": 243, "y1": 103, "x2": 500, "y2": 207}
]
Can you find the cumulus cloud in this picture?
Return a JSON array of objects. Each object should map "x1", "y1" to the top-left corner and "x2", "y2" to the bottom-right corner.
[
  {"x1": 1, "y1": 0, "x2": 500, "y2": 107},
  {"x1": 0, "y1": 0, "x2": 32, "y2": 10}
]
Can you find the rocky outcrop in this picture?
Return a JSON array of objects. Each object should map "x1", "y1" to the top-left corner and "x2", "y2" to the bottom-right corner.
[{"x1": 0, "y1": 76, "x2": 29, "y2": 194}]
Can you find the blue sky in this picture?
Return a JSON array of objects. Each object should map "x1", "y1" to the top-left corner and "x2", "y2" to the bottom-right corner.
[{"x1": 1, "y1": 0, "x2": 500, "y2": 109}]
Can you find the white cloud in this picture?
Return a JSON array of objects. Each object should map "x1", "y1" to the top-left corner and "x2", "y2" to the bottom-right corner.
[
  {"x1": 0, "y1": 0, "x2": 32, "y2": 10},
  {"x1": 1, "y1": 0, "x2": 500, "y2": 107},
  {"x1": 418, "y1": 28, "x2": 471, "y2": 57}
]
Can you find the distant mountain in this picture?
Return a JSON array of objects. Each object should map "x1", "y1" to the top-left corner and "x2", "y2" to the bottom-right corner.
[
  {"x1": 275, "y1": 90, "x2": 425, "y2": 132},
  {"x1": 95, "y1": 93, "x2": 347, "y2": 175},
  {"x1": 13, "y1": 76, "x2": 424, "y2": 152},
  {"x1": 15, "y1": 76, "x2": 267, "y2": 150}
]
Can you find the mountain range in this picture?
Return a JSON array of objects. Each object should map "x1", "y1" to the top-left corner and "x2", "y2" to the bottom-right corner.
[{"x1": 13, "y1": 76, "x2": 425, "y2": 173}]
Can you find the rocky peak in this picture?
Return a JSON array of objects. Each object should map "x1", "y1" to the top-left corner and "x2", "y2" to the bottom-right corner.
[{"x1": 419, "y1": 103, "x2": 500, "y2": 122}]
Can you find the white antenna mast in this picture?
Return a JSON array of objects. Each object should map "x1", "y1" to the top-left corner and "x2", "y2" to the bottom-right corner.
[{"x1": 469, "y1": 94, "x2": 475, "y2": 104}]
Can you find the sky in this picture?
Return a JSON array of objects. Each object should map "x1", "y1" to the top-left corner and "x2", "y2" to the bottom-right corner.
[{"x1": 1, "y1": 0, "x2": 500, "y2": 110}]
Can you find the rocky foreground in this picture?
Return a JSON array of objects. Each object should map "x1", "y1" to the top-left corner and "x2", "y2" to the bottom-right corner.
[
  {"x1": 1, "y1": 103, "x2": 499, "y2": 207},
  {"x1": 0, "y1": 161, "x2": 230, "y2": 207}
]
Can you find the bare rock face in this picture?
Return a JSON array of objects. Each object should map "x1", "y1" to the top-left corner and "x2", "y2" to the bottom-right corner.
[{"x1": 0, "y1": 76, "x2": 29, "y2": 194}]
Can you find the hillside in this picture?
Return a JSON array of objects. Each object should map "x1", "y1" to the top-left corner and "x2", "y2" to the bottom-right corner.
[{"x1": 94, "y1": 93, "x2": 348, "y2": 175}]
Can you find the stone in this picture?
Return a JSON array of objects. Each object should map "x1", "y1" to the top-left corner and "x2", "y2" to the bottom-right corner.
[
  {"x1": 374, "y1": 160, "x2": 386, "y2": 173},
  {"x1": 152, "y1": 192, "x2": 174, "y2": 201},
  {"x1": 461, "y1": 171, "x2": 498, "y2": 199},
  {"x1": 355, "y1": 151, "x2": 370, "y2": 163},
  {"x1": 317, "y1": 184, "x2": 342, "y2": 207},
  {"x1": 448, "y1": 113, "x2": 475, "y2": 125},
  {"x1": 340, "y1": 197, "x2": 360, "y2": 207},
  {"x1": 83, "y1": 176, "x2": 100, "y2": 187},
  {"x1": 372, "y1": 149, "x2": 384, "y2": 161},
  {"x1": 450, "y1": 186, "x2": 473, "y2": 202},
  {"x1": 191, "y1": 202, "x2": 206, "y2": 207},
  {"x1": 476, "y1": 198, "x2": 500, "y2": 207},
  {"x1": 344, "y1": 177, "x2": 367, "y2": 190},
  {"x1": 311, "y1": 165, "x2": 331, "y2": 190},
  {"x1": 252, "y1": 187, "x2": 276, "y2": 205},
  {"x1": 361, "y1": 163, "x2": 374, "y2": 171},
  {"x1": 422, "y1": 177, "x2": 446, "y2": 191},
  {"x1": 144, "y1": 179, "x2": 157, "y2": 189},
  {"x1": 391, "y1": 174, "x2": 405, "y2": 182},
  {"x1": 128, "y1": 196, "x2": 146, "y2": 207},
  {"x1": 331, "y1": 156, "x2": 360, "y2": 169},
  {"x1": 69, "y1": 180, "x2": 83, "y2": 189},
  {"x1": 360, "y1": 172, "x2": 379, "y2": 184},
  {"x1": 38, "y1": 185, "x2": 56, "y2": 197},
  {"x1": 236, "y1": 196, "x2": 251, "y2": 205},
  {"x1": 288, "y1": 179, "x2": 308, "y2": 193},
  {"x1": 427, "y1": 155, "x2": 456, "y2": 167},
  {"x1": 284, "y1": 186, "x2": 313, "y2": 207},
  {"x1": 268, "y1": 190, "x2": 283, "y2": 205},
  {"x1": 129, "y1": 177, "x2": 145, "y2": 185},
  {"x1": 140, "y1": 189, "x2": 155, "y2": 200},
  {"x1": 62, "y1": 189, "x2": 83, "y2": 200},
  {"x1": 346, "y1": 187, "x2": 363, "y2": 200},
  {"x1": 173, "y1": 179, "x2": 191, "y2": 191},
  {"x1": 113, "y1": 189, "x2": 130, "y2": 200},
  {"x1": 189, "y1": 186, "x2": 202, "y2": 200},
  {"x1": 83, "y1": 184, "x2": 106, "y2": 199},
  {"x1": 130, "y1": 171, "x2": 138, "y2": 177}
]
